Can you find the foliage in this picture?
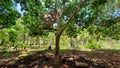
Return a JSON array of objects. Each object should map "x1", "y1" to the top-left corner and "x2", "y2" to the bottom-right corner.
[
  {"x1": 86, "y1": 40, "x2": 102, "y2": 49},
  {"x1": 13, "y1": 0, "x2": 119, "y2": 39},
  {"x1": 65, "y1": 23, "x2": 78, "y2": 38},
  {"x1": 87, "y1": 23, "x2": 120, "y2": 40},
  {"x1": 0, "y1": 0, "x2": 20, "y2": 29},
  {"x1": 8, "y1": 28, "x2": 17, "y2": 43},
  {"x1": 0, "y1": 30, "x2": 9, "y2": 45}
]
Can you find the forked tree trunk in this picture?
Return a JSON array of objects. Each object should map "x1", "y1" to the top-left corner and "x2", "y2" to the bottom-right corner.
[
  {"x1": 54, "y1": 34, "x2": 61, "y2": 68},
  {"x1": 53, "y1": 1, "x2": 86, "y2": 67}
]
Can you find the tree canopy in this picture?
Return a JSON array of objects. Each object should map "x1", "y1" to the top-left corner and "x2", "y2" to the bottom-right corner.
[
  {"x1": 0, "y1": 0, "x2": 20, "y2": 30},
  {"x1": 13, "y1": 0, "x2": 120, "y2": 38}
]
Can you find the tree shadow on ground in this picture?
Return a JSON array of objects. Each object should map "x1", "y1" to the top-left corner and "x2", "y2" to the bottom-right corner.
[{"x1": 0, "y1": 49, "x2": 120, "y2": 68}]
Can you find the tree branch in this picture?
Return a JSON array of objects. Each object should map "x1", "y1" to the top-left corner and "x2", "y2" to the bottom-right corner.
[{"x1": 60, "y1": 0, "x2": 86, "y2": 34}]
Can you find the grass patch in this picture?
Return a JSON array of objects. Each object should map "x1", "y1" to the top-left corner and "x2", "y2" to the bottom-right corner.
[
  {"x1": 115, "y1": 44, "x2": 120, "y2": 50},
  {"x1": 2, "y1": 52, "x2": 13, "y2": 58},
  {"x1": 19, "y1": 53, "x2": 29, "y2": 57}
]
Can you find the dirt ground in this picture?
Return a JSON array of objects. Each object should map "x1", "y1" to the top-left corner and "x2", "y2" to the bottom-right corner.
[{"x1": 0, "y1": 49, "x2": 120, "y2": 68}]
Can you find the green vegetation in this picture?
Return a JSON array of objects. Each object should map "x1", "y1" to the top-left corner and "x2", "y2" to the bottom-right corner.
[{"x1": 0, "y1": 0, "x2": 120, "y2": 67}]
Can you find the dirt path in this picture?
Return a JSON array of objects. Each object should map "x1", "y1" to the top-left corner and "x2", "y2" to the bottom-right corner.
[{"x1": 0, "y1": 49, "x2": 120, "y2": 68}]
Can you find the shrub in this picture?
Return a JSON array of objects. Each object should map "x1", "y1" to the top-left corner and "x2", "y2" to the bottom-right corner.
[{"x1": 86, "y1": 40, "x2": 102, "y2": 49}]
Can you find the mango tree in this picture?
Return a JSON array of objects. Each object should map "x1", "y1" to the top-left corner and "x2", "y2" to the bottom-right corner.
[{"x1": 14, "y1": 0, "x2": 118, "y2": 67}]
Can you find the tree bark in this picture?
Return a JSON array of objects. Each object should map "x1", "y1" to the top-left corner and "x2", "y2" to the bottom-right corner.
[{"x1": 54, "y1": 34, "x2": 61, "y2": 68}]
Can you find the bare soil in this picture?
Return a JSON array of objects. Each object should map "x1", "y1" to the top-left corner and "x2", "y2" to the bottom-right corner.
[{"x1": 0, "y1": 49, "x2": 120, "y2": 68}]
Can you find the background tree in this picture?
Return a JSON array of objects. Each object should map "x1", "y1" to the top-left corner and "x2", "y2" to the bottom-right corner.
[
  {"x1": 0, "y1": 0, "x2": 21, "y2": 51},
  {"x1": 65, "y1": 22, "x2": 79, "y2": 48},
  {"x1": 0, "y1": 0, "x2": 20, "y2": 30}
]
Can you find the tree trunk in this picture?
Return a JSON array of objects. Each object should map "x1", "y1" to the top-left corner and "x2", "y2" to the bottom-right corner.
[
  {"x1": 23, "y1": 33, "x2": 26, "y2": 43},
  {"x1": 36, "y1": 36, "x2": 40, "y2": 48},
  {"x1": 54, "y1": 34, "x2": 61, "y2": 68},
  {"x1": 23, "y1": 33, "x2": 26, "y2": 50},
  {"x1": 43, "y1": 39, "x2": 46, "y2": 48},
  {"x1": 70, "y1": 37, "x2": 74, "y2": 48}
]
